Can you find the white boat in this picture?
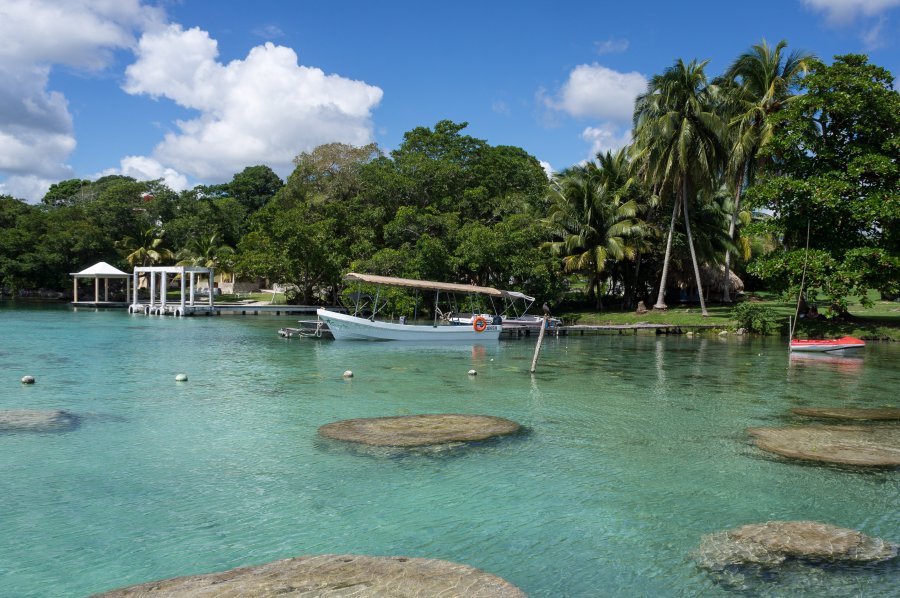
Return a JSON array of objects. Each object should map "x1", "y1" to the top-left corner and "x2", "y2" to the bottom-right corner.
[
  {"x1": 316, "y1": 308, "x2": 501, "y2": 341},
  {"x1": 316, "y1": 273, "x2": 503, "y2": 341}
]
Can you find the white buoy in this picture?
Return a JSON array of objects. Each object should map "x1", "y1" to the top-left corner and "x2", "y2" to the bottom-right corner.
[
  {"x1": 468, "y1": 369, "x2": 477, "y2": 376},
  {"x1": 175, "y1": 373, "x2": 188, "y2": 382},
  {"x1": 343, "y1": 370, "x2": 353, "y2": 378},
  {"x1": 21, "y1": 375, "x2": 35, "y2": 384}
]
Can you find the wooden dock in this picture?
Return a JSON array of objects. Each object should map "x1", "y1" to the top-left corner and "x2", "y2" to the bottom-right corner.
[{"x1": 122, "y1": 303, "x2": 345, "y2": 317}]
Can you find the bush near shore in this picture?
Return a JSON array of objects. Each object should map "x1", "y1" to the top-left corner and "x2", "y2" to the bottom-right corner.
[{"x1": 557, "y1": 295, "x2": 900, "y2": 341}]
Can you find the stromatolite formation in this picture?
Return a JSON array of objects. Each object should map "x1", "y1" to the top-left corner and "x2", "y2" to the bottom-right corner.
[
  {"x1": 747, "y1": 424, "x2": 900, "y2": 467},
  {"x1": 93, "y1": 554, "x2": 527, "y2": 597},
  {"x1": 0, "y1": 409, "x2": 80, "y2": 433},
  {"x1": 319, "y1": 414, "x2": 522, "y2": 447},
  {"x1": 790, "y1": 407, "x2": 900, "y2": 421},
  {"x1": 694, "y1": 521, "x2": 897, "y2": 571}
]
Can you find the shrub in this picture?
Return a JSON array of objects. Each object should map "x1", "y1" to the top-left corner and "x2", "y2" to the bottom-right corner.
[{"x1": 731, "y1": 302, "x2": 780, "y2": 335}]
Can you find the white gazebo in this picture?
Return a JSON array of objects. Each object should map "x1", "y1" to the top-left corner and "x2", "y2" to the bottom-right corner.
[
  {"x1": 70, "y1": 262, "x2": 131, "y2": 305},
  {"x1": 131, "y1": 265, "x2": 214, "y2": 316}
]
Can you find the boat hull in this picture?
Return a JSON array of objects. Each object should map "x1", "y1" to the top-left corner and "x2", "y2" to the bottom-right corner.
[
  {"x1": 790, "y1": 336, "x2": 865, "y2": 352},
  {"x1": 316, "y1": 309, "x2": 502, "y2": 341}
]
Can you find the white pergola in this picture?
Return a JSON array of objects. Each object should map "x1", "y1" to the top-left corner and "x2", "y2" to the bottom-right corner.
[
  {"x1": 70, "y1": 262, "x2": 131, "y2": 304},
  {"x1": 132, "y1": 265, "x2": 214, "y2": 314}
]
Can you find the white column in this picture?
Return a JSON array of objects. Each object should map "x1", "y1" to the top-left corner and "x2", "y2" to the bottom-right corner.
[
  {"x1": 149, "y1": 271, "x2": 156, "y2": 308},
  {"x1": 180, "y1": 270, "x2": 186, "y2": 311},
  {"x1": 104, "y1": 278, "x2": 109, "y2": 302},
  {"x1": 94, "y1": 277, "x2": 99, "y2": 303},
  {"x1": 189, "y1": 272, "x2": 195, "y2": 306},
  {"x1": 208, "y1": 269, "x2": 214, "y2": 307},
  {"x1": 160, "y1": 272, "x2": 167, "y2": 308},
  {"x1": 133, "y1": 270, "x2": 138, "y2": 305},
  {"x1": 73, "y1": 278, "x2": 78, "y2": 303}
]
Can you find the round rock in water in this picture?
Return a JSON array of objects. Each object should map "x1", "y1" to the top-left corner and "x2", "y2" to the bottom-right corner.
[
  {"x1": 791, "y1": 407, "x2": 900, "y2": 421},
  {"x1": 747, "y1": 424, "x2": 900, "y2": 467},
  {"x1": 175, "y1": 373, "x2": 188, "y2": 382},
  {"x1": 0, "y1": 409, "x2": 79, "y2": 433},
  {"x1": 21, "y1": 375, "x2": 35, "y2": 384},
  {"x1": 319, "y1": 414, "x2": 522, "y2": 447},
  {"x1": 94, "y1": 554, "x2": 527, "y2": 597},
  {"x1": 694, "y1": 521, "x2": 897, "y2": 571}
]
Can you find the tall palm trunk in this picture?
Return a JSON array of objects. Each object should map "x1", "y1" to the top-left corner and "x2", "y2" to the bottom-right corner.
[
  {"x1": 682, "y1": 179, "x2": 709, "y2": 316},
  {"x1": 653, "y1": 196, "x2": 680, "y2": 310},
  {"x1": 722, "y1": 169, "x2": 745, "y2": 303}
]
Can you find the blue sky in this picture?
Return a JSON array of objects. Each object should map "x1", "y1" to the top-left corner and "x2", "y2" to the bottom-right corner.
[{"x1": 1, "y1": 0, "x2": 899, "y2": 202}]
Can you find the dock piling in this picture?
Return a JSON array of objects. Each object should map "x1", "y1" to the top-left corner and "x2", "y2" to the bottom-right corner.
[{"x1": 529, "y1": 315, "x2": 549, "y2": 373}]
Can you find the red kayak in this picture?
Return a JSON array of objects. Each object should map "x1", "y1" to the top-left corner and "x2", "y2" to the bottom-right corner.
[{"x1": 790, "y1": 336, "x2": 866, "y2": 352}]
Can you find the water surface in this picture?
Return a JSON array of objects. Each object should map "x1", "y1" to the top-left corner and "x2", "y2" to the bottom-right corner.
[{"x1": 1, "y1": 304, "x2": 897, "y2": 596}]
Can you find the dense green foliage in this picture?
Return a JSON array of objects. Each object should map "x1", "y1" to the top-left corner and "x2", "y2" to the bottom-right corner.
[
  {"x1": 747, "y1": 55, "x2": 900, "y2": 312},
  {"x1": 1, "y1": 50, "x2": 896, "y2": 324},
  {"x1": 730, "y1": 301, "x2": 780, "y2": 334}
]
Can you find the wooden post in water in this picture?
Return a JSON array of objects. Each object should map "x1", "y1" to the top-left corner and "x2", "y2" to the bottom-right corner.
[{"x1": 530, "y1": 315, "x2": 549, "y2": 373}]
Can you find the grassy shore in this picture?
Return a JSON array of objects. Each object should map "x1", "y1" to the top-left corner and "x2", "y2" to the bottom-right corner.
[
  {"x1": 558, "y1": 295, "x2": 900, "y2": 341},
  {"x1": 168, "y1": 289, "x2": 900, "y2": 340}
]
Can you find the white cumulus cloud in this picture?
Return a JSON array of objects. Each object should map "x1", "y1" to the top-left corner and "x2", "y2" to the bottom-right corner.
[
  {"x1": 99, "y1": 156, "x2": 190, "y2": 192},
  {"x1": 0, "y1": 175, "x2": 57, "y2": 202},
  {"x1": 803, "y1": 0, "x2": 900, "y2": 21},
  {"x1": 123, "y1": 24, "x2": 384, "y2": 181},
  {"x1": 581, "y1": 125, "x2": 632, "y2": 161},
  {"x1": 0, "y1": 0, "x2": 162, "y2": 199},
  {"x1": 803, "y1": 0, "x2": 900, "y2": 47},
  {"x1": 544, "y1": 63, "x2": 646, "y2": 122}
]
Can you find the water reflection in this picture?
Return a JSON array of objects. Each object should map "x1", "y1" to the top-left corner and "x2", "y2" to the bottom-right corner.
[{"x1": 788, "y1": 351, "x2": 865, "y2": 372}]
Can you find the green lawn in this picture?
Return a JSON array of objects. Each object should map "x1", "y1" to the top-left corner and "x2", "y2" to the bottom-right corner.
[{"x1": 558, "y1": 295, "x2": 900, "y2": 341}]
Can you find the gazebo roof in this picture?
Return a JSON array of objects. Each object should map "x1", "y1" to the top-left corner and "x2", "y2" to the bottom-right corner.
[{"x1": 71, "y1": 261, "x2": 129, "y2": 277}]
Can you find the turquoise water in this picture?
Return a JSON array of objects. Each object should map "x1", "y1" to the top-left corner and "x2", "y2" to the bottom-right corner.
[{"x1": 1, "y1": 304, "x2": 898, "y2": 597}]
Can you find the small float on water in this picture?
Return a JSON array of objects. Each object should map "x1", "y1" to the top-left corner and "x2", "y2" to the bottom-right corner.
[{"x1": 789, "y1": 336, "x2": 866, "y2": 352}]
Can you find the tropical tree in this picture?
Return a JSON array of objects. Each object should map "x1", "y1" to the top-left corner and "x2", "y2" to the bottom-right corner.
[
  {"x1": 632, "y1": 58, "x2": 725, "y2": 315},
  {"x1": 747, "y1": 54, "x2": 900, "y2": 313},
  {"x1": 118, "y1": 226, "x2": 174, "y2": 268},
  {"x1": 718, "y1": 39, "x2": 814, "y2": 301},
  {"x1": 176, "y1": 233, "x2": 235, "y2": 270},
  {"x1": 544, "y1": 149, "x2": 646, "y2": 309},
  {"x1": 176, "y1": 233, "x2": 235, "y2": 293}
]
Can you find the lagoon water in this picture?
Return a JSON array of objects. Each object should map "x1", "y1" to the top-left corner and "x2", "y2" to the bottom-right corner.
[{"x1": 1, "y1": 304, "x2": 898, "y2": 597}]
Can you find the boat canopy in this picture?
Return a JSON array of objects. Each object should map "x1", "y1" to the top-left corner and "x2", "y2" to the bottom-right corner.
[
  {"x1": 503, "y1": 290, "x2": 535, "y2": 302},
  {"x1": 343, "y1": 273, "x2": 505, "y2": 298}
]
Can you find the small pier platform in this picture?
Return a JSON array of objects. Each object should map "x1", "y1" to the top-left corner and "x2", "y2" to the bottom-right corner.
[{"x1": 127, "y1": 303, "x2": 345, "y2": 317}]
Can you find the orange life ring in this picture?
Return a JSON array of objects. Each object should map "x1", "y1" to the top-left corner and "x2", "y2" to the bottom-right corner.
[{"x1": 473, "y1": 316, "x2": 488, "y2": 332}]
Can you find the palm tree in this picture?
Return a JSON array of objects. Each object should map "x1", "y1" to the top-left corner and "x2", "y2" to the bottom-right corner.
[
  {"x1": 632, "y1": 58, "x2": 725, "y2": 315},
  {"x1": 116, "y1": 226, "x2": 174, "y2": 294},
  {"x1": 544, "y1": 149, "x2": 646, "y2": 309},
  {"x1": 719, "y1": 39, "x2": 814, "y2": 301},
  {"x1": 176, "y1": 233, "x2": 235, "y2": 292},
  {"x1": 118, "y1": 226, "x2": 174, "y2": 268}
]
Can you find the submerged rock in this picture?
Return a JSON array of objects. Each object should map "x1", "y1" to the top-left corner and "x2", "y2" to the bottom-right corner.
[
  {"x1": 319, "y1": 414, "x2": 522, "y2": 447},
  {"x1": 747, "y1": 424, "x2": 900, "y2": 467},
  {"x1": 0, "y1": 409, "x2": 80, "y2": 433},
  {"x1": 791, "y1": 407, "x2": 900, "y2": 421},
  {"x1": 694, "y1": 521, "x2": 897, "y2": 571},
  {"x1": 93, "y1": 554, "x2": 527, "y2": 597}
]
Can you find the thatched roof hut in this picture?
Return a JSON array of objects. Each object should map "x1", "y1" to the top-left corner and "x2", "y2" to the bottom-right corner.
[{"x1": 667, "y1": 263, "x2": 744, "y2": 300}]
